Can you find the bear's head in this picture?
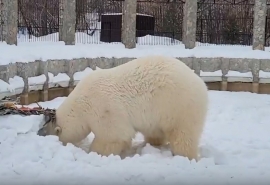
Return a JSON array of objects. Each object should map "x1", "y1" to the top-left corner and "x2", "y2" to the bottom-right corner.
[{"x1": 37, "y1": 113, "x2": 62, "y2": 137}]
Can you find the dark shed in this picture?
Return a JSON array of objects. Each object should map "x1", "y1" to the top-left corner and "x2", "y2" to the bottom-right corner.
[{"x1": 100, "y1": 13, "x2": 155, "y2": 43}]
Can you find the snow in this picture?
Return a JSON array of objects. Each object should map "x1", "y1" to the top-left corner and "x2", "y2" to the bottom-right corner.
[
  {"x1": 74, "y1": 67, "x2": 94, "y2": 85},
  {"x1": 200, "y1": 70, "x2": 222, "y2": 77},
  {"x1": 73, "y1": 67, "x2": 94, "y2": 81},
  {"x1": 0, "y1": 90, "x2": 270, "y2": 184},
  {"x1": 28, "y1": 74, "x2": 47, "y2": 85},
  {"x1": 48, "y1": 73, "x2": 71, "y2": 88},
  {"x1": 1, "y1": 33, "x2": 270, "y2": 65},
  {"x1": 259, "y1": 70, "x2": 270, "y2": 83},
  {"x1": 226, "y1": 71, "x2": 253, "y2": 78},
  {"x1": 259, "y1": 70, "x2": 270, "y2": 78},
  {"x1": 226, "y1": 71, "x2": 253, "y2": 82},
  {"x1": 200, "y1": 70, "x2": 222, "y2": 82},
  {"x1": 8, "y1": 76, "x2": 24, "y2": 90},
  {"x1": 102, "y1": 13, "x2": 154, "y2": 17},
  {"x1": 0, "y1": 80, "x2": 15, "y2": 94}
]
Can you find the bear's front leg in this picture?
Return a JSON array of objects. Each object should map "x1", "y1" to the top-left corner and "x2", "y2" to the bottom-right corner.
[{"x1": 89, "y1": 137, "x2": 132, "y2": 158}]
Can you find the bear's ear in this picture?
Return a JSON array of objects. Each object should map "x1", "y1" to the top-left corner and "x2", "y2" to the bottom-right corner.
[{"x1": 55, "y1": 126, "x2": 62, "y2": 136}]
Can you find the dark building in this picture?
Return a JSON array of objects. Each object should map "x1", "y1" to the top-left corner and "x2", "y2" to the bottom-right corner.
[{"x1": 100, "y1": 13, "x2": 155, "y2": 43}]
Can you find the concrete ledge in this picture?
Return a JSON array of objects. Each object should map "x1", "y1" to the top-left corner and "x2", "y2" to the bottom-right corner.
[
  {"x1": 3, "y1": 81, "x2": 269, "y2": 106},
  {"x1": 1, "y1": 57, "x2": 270, "y2": 105}
]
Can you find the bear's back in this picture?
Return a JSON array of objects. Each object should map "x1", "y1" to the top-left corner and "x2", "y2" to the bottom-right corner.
[
  {"x1": 75, "y1": 55, "x2": 204, "y2": 99},
  {"x1": 111, "y1": 55, "x2": 201, "y2": 93}
]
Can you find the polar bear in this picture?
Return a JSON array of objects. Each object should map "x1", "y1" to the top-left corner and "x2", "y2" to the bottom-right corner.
[{"x1": 37, "y1": 55, "x2": 208, "y2": 161}]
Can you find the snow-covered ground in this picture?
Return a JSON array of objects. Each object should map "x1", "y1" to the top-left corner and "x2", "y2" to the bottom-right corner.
[
  {"x1": 1, "y1": 33, "x2": 270, "y2": 66},
  {"x1": 0, "y1": 90, "x2": 270, "y2": 184}
]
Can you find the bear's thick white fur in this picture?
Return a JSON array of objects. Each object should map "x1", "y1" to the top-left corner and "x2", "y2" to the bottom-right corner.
[{"x1": 54, "y1": 55, "x2": 208, "y2": 160}]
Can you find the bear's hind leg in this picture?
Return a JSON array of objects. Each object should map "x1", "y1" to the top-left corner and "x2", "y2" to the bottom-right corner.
[
  {"x1": 169, "y1": 128, "x2": 200, "y2": 161},
  {"x1": 90, "y1": 137, "x2": 132, "y2": 158}
]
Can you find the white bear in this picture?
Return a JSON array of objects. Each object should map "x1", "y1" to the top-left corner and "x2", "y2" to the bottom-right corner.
[{"x1": 38, "y1": 55, "x2": 209, "y2": 161}]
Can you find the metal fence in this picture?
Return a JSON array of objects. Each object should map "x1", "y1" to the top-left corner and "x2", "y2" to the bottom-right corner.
[
  {"x1": 17, "y1": 0, "x2": 60, "y2": 42},
  {"x1": 136, "y1": 0, "x2": 185, "y2": 45},
  {"x1": 196, "y1": 0, "x2": 255, "y2": 46},
  {"x1": 75, "y1": 0, "x2": 123, "y2": 44},
  {"x1": 265, "y1": 0, "x2": 270, "y2": 46},
  {"x1": 2, "y1": 0, "x2": 269, "y2": 46}
]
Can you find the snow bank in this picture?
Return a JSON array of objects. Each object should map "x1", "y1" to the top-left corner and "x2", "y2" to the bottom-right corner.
[{"x1": 1, "y1": 33, "x2": 270, "y2": 65}]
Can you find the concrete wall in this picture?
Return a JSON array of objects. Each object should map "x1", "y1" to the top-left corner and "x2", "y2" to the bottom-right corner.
[
  {"x1": 1, "y1": 57, "x2": 270, "y2": 105},
  {"x1": 0, "y1": 0, "x2": 18, "y2": 45}
]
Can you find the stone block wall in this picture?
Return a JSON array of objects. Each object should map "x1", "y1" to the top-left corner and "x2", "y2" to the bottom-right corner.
[{"x1": 2, "y1": 57, "x2": 270, "y2": 105}]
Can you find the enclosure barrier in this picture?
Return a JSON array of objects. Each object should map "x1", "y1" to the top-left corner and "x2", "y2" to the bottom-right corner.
[
  {"x1": 1, "y1": 57, "x2": 270, "y2": 105},
  {"x1": 0, "y1": 0, "x2": 268, "y2": 50}
]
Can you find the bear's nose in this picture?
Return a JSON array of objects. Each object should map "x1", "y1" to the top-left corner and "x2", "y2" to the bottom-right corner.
[{"x1": 37, "y1": 128, "x2": 46, "y2": 136}]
